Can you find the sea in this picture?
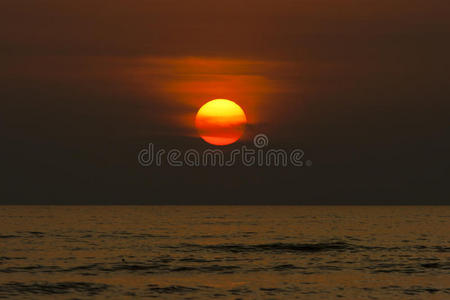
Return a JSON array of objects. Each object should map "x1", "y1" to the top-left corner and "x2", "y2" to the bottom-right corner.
[{"x1": 0, "y1": 206, "x2": 449, "y2": 299}]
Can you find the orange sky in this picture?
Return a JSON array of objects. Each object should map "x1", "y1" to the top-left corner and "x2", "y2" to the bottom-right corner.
[{"x1": 123, "y1": 56, "x2": 300, "y2": 139}]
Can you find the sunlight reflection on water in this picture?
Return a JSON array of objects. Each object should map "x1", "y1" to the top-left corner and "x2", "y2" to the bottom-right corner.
[{"x1": 0, "y1": 206, "x2": 449, "y2": 299}]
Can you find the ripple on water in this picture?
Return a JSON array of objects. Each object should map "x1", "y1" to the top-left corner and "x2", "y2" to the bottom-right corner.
[{"x1": 0, "y1": 282, "x2": 109, "y2": 297}]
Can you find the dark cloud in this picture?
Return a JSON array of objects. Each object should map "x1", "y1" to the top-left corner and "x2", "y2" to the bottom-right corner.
[{"x1": 0, "y1": 0, "x2": 449, "y2": 204}]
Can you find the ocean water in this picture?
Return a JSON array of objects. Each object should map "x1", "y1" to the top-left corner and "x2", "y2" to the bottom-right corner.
[{"x1": 0, "y1": 206, "x2": 449, "y2": 299}]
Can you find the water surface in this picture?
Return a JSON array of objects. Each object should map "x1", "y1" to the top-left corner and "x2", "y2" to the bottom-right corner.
[{"x1": 0, "y1": 206, "x2": 449, "y2": 299}]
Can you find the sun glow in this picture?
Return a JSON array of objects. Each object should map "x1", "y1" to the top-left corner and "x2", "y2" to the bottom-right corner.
[{"x1": 195, "y1": 99, "x2": 247, "y2": 146}]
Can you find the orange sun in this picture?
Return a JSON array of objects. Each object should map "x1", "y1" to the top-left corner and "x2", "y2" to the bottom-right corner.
[{"x1": 195, "y1": 99, "x2": 247, "y2": 146}]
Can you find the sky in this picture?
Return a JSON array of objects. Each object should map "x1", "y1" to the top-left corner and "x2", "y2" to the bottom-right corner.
[{"x1": 1, "y1": 0, "x2": 449, "y2": 204}]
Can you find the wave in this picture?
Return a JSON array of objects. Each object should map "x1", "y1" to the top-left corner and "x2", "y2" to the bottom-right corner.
[
  {"x1": 0, "y1": 282, "x2": 109, "y2": 297},
  {"x1": 195, "y1": 241, "x2": 353, "y2": 253},
  {"x1": 147, "y1": 284, "x2": 198, "y2": 294},
  {"x1": 0, "y1": 235, "x2": 19, "y2": 239}
]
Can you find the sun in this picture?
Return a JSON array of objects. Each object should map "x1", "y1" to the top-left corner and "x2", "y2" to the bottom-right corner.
[{"x1": 195, "y1": 99, "x2": 247, "y2": 146}]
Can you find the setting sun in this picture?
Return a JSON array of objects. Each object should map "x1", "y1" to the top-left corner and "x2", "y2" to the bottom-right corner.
[{"x1": 195, "y1": 99, "x2": 247, "y2": 146}]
